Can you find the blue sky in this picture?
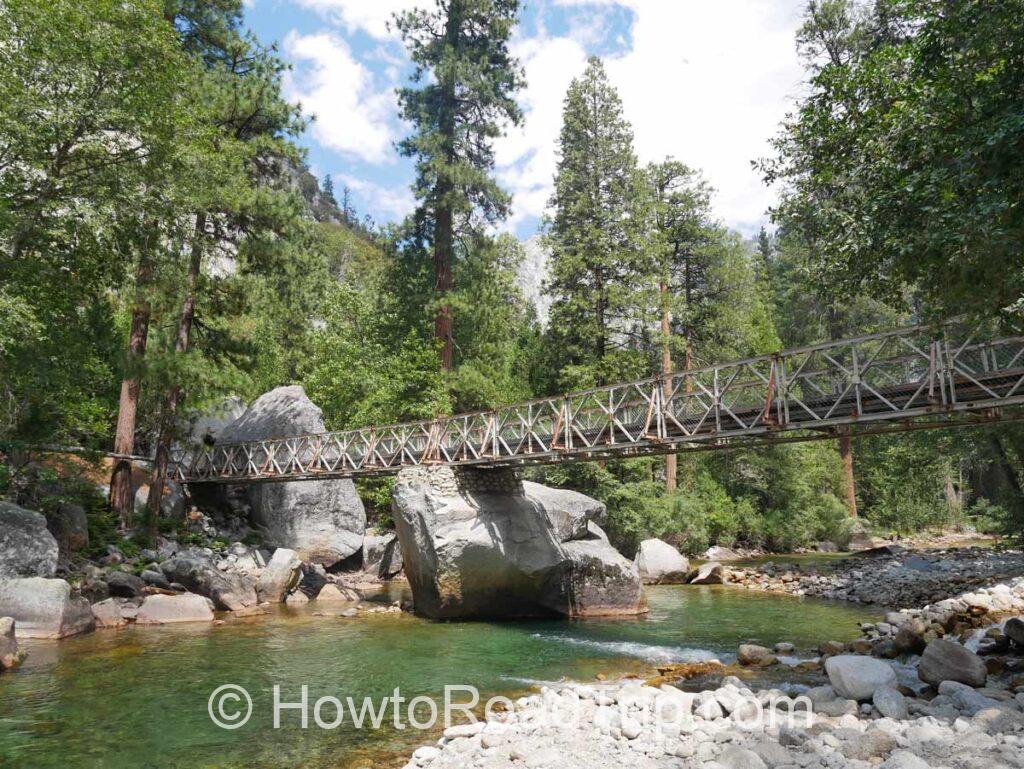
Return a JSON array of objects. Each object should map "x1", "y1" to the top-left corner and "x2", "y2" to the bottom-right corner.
[{"x1": 244, "y1": 0, "x2": 807, "y2": 239}]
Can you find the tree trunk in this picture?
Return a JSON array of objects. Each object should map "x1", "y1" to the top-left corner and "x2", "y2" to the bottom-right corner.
[
  {"x1": 680, "y1": 334, "x2": 694, "y2": 491},
  {"x1": 110, "y1": 251, "x2": 155, "y2": 529},
  {"x1": 433, "y1": 7, "x2": 459, "y2": 373},
  {"x1": 146, "y1": 213, "x2": 206, "y2": 536},
  {"x1": 943, "y1": 473, "x2": 961, "y2": 512},
  {"x1": 595, "y1": 274, "x2": 607, "y2": 382},
  {"x1": 434, "y1": 192, "x2": 454, "y2": 372},
  {"x1": 660, "y1": 280, "x2": 676, "y2": 493},
  {"x1": 839, "y1": 432, "x2": 857, "y2": 518}
]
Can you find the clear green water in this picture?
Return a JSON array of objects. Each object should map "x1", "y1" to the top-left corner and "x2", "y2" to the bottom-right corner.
[{"x1": 0, "y1": 586, "x2": 879, "y2": 769}]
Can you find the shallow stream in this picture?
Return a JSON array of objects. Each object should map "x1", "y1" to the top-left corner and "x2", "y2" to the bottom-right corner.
[{"x1": 0, "y1": 585, "x2": 879, "y2": 769}]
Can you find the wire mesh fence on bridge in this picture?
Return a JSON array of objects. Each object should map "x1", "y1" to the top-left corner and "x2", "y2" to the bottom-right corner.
[{"x1": 172, "y1": 320, "x2": 1024, "y2": 484}]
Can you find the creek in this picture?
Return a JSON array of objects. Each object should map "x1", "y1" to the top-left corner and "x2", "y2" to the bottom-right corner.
[{"x1": 0, "y1": 584, "x2": 879, "y2": 769}]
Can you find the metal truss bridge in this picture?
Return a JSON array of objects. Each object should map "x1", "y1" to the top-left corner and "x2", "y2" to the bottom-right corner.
[{"x1": 174, "y1": 321, "x2": 1024, "y2": 484}]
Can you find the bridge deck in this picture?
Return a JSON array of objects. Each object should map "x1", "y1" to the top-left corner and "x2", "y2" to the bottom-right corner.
[{"x1": 173, "y1": 322, "x2": 1024, "y2": 484}]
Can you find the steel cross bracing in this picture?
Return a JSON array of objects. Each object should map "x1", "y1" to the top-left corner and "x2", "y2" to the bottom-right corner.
[{"x1": 172, "y1": 321, "x2": 1024, "y2": 484}]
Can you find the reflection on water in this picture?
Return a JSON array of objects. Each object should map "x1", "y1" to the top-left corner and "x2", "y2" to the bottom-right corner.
[{"x1": 0, "y1": 586, "x2": 878, "y2": 769}]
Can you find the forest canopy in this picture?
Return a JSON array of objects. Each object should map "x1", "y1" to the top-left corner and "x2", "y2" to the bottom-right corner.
[{"x1": 1, "y1": 0, "x2": 1021, "y2": 552}]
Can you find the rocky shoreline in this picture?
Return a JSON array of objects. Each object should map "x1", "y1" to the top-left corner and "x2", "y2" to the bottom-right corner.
[
  {"x1": 728, "y1": 545, "x2": 1024, "y2": 608},
  {"x1": 396, "y1": 573, "x2": 1024, "y2": 769}
]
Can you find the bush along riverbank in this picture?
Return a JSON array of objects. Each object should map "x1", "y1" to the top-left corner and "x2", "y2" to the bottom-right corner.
[{"x1": 397, "y1": 574, "x2": 1024, "y2": 769}]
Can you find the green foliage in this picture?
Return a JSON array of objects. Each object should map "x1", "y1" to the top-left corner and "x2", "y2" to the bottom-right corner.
[
  {"x1": 395, "y1": 0, "x2": 524, "y2": 229},
  {"x1": 855, "y1": 432, "x2": 958, "y2": 535},
  {"x1": 965, "y1": 498, "x2": 1008, "y2": 536},
  {"x1": 0, "y1": 0, "x2": 197, "y2": 444},
  {"x1": 545, "y1": 57, "x2": 652, "y2": 388},
  {"x1": 356, "y1": 477, "x2": 397, "y2": 529},
  {"x1": 762, "y1": 0, "x2": 1024, "y2": 321},
  {"x1": 302, "y1": 281, "x2": 450, "y2": 428},
  {"x1": 449, "y1": 234, "x2": 538, "y2": 410}
]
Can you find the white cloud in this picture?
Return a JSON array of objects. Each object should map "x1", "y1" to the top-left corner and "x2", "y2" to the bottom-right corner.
[
  {"x1": 283, "y1": 31, "x2": 398, "y2": 163},
  {"x1": 293, "y1": 0, "x2": 411, "y2": 39},
  {"x1": 495, "y1": 34, "x2": 590, "y2": 229},
  {"x1": 497, "y1": 0, "x2": 806, "y2": 235},
  {"x1": 337, "y1": 174, "x2": 415, "y2": 220},
  {"x1": 278, "y1": 0, "x2": 806, "y2": 236}
]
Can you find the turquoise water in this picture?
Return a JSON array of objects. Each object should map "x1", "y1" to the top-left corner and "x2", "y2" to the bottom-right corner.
[{"x1": 0, "y1": 586, "x2": 879, "y2": 769}]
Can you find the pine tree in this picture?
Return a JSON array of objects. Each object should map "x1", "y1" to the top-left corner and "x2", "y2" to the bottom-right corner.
[
  {"x1": 144, "y1": 6, "x2": 305, "y2": 534},
  {"x1": 646, "y1": 159, "x2": 714, "y2": 491},
  {"x1": 394, "y1": 0, "x2": 523, "y2": 372},
  {"x1": 322, "y1": 174, "x2": 337, "y2": 205},
  {"x1": 545, "y1": 57, "x2": 652, "y2": 388}
]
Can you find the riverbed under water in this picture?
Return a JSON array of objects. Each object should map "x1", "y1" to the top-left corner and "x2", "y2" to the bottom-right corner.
[{"x1": 0, "y1": 585, "x2": 880, "y2": 769}]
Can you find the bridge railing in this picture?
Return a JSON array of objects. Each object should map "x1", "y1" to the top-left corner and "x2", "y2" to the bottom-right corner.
[{"x1": 172, "y1": 321, "x2": 1024, "y2": 483}]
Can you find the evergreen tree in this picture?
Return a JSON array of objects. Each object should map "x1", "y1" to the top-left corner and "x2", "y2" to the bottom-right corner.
[
  {"x1": 394, "y1": 0, "x2": 524, "y2": 372},
  {"x1": 322, "y1": 174, "x2": 337, "y2": 205},
  {"x1": 545, "y1": 57, "x2": 652, "y2": 388},
  {"x1": 143, "y1": 4, "x2": 306, "y2": 532},
  {"x1": 645, "y1": 159, "x2": 714, "y2": 491}
]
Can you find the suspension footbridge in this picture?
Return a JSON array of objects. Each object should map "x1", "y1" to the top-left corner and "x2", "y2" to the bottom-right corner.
[{"x1": 172, "y1": 321, "x2": 1024, "y2": 484}]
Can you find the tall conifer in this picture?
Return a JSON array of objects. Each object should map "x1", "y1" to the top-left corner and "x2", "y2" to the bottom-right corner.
[
  {"x1": 395, "y1": 0, "x2": 523, "y2": 372},
  {"x1": 545, "y1": 57, "x2": 651, "y2": 388}
]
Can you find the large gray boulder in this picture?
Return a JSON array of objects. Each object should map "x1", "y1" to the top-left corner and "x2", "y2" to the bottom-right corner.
[
  {"x1": 634, "y1": 538, "x2": 690, "y2": 584},
  {"x1": 392, "y1": 466, "x2": 645, "y2": 619},
  {"x1": 160, "y1": 552, "x2": 257, "y2": 611},
  {"x1": 918, "y1": 638, "x2": 987, "y2": 687},
  {"x1": 937, "y1": 680, "x2": 1002, "y2": 716},
  {"x1": 704, "y1": 545, "x2": 742, "y2": 561},
  {"x1": 134, "y1": 480, "x2": 186, "y2": 519},
  {"x1": 136, "y1": 593, "x2": 215, "y2": 624},
  {"x1": 0, "y1": 578, "x2": 95, "y2": 639},
  {"x1": 215, "y1": 386, "x2": 366, "y2": 567},
  {"x1": 0, "y1": 501, "x2": 59, "y2": 578},
  {"x1": 45, "y1": 502, "x2": 89, "y2": 563},
  {"x1": 561, "y1": 536, "x2": 646, "y2": 616},
  {"x1": 522, "y1": 481, "x2": 605, "y2": 542},
  {"x1": 256, "y1": 548, "x2": 302, "y2": 603},
  {"x1": 872, "y1": 687, "x2": 908, "y2": 720},
  {"x1": 825, "y1": 655, "x2": 897, "y2": 701}
]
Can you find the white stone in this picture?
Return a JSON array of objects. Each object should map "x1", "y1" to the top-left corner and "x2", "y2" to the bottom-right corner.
[
  {"x1": 0, "y1": 577, "x2": 94, "y2": 639},
  {"x1": 633, "y1": 538, "x2": 690, "y2": 583},
  {"x1": 719, "y1": 746, "x2": 768, "y2": 769},
  {"x1": 696, "y1": 696, "x2": 725, "y2": 720},
  {"x1": 136, "y1": 593, "x2": 214, "y2": 624},
  {"x1": 621, "y1": 715, "x2": 642, "y2": 739},
  {"x1": 411, "y1": 745, "x2": 440, "y2": 763},
  {"x1": 825, "y1": 655, "x2": 897, "y2": 701},
  {"x1": 443, "y1": 722, "x2": 483, "y2": 739}
]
